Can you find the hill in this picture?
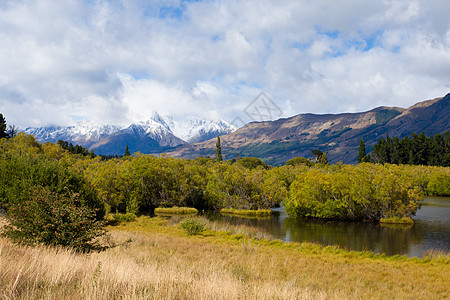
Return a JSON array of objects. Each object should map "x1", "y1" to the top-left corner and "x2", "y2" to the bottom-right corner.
[{"x1": 165, "y1": 94, "x2": 449, "y2": 164}]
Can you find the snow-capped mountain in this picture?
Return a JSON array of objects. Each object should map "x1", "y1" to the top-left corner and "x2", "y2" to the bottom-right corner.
[
  {"x1": 23, "y1": 113, "x2": 237, "y2": 155},
  {"x1": 156, "y1": 113, "x2": 237, "y2": 143},
  {"x1": 24, "y1": 123, "x2": 122, "y2": 148},
  {"x1": 171, "y1": 118, "x2": 237, "y2": 143}
]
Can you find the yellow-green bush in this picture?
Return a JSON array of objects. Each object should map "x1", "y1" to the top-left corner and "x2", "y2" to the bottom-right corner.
[
  {"x1": 285, "y1": 164, "x2": 424, "y2": 221},
  {"x1": 155, "y1": 207, "x2": 198, "y2": 215}
]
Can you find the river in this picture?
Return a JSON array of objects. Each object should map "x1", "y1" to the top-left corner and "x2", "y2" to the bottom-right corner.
[{"x1": 206, "y1": 197, "x2": 450, "y2": 257}]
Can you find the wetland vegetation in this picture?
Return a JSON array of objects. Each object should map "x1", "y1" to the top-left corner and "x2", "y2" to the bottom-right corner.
[{"x1": 0, "y1": 133, "x2": 449, "y2": 298}]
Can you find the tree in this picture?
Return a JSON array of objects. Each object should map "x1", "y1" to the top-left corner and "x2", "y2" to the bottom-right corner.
[
  {"x1": 318, "y1": 152, "x2": 328, "y2": 164},
  {"x1": 215, "y1": 136, "x2": 223, "y2": 162},
  {"x1": 312, "y1": 149, "x2": 323, "y2": 162},
  {"x1": 286, "y1": 156, "x2": 314, "y2": 167},
  {"x1": 312, "y1": 149, "x2": 327, "y2": 164},
  {"x1": 357, "y1": 139, "x2": 366, "y2": 163},
  {"x1": 124, "y1": 145, "x2": 130, "y2": 157},
  {"x1": 7, "y1": 124, "x2": 18, "y2": 138},
  {"x1": 235, "y1": 157, "x2": 269, "y2": 169},
  {"x1": 0, "y1": 113, "x2": 8, "y2": 138}
]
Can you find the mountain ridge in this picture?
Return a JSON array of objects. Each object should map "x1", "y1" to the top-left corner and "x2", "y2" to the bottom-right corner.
[
  {"x1": 24, "y1": 114, "x2": 237, "y2": 156},
  {"x1": 164, "y1": 94, "x2": 449, "y2": 164}
]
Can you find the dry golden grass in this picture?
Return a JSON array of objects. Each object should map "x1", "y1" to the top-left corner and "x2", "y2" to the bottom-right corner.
[{"x1": 1, "y1": 216, "x2": 449, "y2": 299}]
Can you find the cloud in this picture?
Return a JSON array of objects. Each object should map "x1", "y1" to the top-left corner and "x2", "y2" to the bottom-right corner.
[{"x1": 0, "y1": 0, "x2": 449, "y2": 128}]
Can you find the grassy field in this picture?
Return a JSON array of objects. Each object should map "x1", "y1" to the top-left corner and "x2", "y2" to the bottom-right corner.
[{"x1": 1, "y1": 216, "x2": 449, "y2": 299}]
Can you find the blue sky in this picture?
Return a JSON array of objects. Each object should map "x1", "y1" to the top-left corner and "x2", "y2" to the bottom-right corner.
[{"x1": 0, "y1": 0, "x2": 449, "y2": 128}]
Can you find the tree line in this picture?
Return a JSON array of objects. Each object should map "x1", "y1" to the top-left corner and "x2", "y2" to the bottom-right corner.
[
  {"x1": 57, "y1": 140, "x2": 96, "y2": 158},
  {"x1": 358, "y1": 131, "x2": 450, "y2": 167}
]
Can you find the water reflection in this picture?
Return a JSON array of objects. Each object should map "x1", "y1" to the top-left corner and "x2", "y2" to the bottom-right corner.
[{"x1": 206, "y1": 197, "x2": 450, "y2": 257}]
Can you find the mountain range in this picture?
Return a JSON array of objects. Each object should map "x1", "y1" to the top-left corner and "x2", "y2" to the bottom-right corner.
[
  {"x1": 24, "y1": 94, "x2": 449, "y2": 164},
  {"x1": 24, "y1": 113, "x2": 237, "y2": 156},
  {"x1": 165, "y1": 94, "x2": 449, "y2": 164}
]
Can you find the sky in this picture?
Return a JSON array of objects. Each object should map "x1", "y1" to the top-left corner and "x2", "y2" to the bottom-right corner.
[{"x1": 0, "y1": 0, "x2": 449, "y2": 129}]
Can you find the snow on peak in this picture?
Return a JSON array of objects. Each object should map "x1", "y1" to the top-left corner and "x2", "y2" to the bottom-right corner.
[
  {"x1": 24, "y1": 122, "x2": 122, "y2": 147},
  {"x1": 128, "y1": 114, "x2": 237, "y2": 143},
  {"x1": 170, "y1": 118, "x2": 237, "y2": 143},
  {"x1": 23, "y1": 114, "x2": 238, "y2": 148}
]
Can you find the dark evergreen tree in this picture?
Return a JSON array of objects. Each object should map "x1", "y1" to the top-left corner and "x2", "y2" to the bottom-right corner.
[
  {"x1": 357, "y1": 139, "x2": 366, "y2": 163},
  {"x1": 391, "y1": 137, "x2": 400, "y2": 164},
  {"x1": 0, "y1": 113, "x2": 8, "y2": 138},
  {"x1": 411, "y1": 132, "x2": 430, "y2": 165},
  {"x1": 124, "y1": 145, "x2": 131, "y2": 157},
  {"x1": 443, "y1": 132, "x2": 450, "y2": 167},
  {"x1": 370, "y1": 131, "x2": 449, "y2": 166},
  {"x1": 57, "y1": 140, "x2": 94, "y2": 157},
  {"x1": 214, "y1": 136, "x2": 223, "y2": 162},
  {"x1": 385, "y1": 134, "x2": 393, "y2": 164},
  {"x1": 398, "y1": 136, "x2": 411, "y2": 164},
  {"x1": 372, "y1": 138, "x2": 387, "y2": 163}
]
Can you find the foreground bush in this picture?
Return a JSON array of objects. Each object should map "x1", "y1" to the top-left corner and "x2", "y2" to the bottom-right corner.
[
  {"x1": 2, "y1": 186, "x2": 106, "y2": 252},
  {"x1": 0, "y1": 139, "x2": 105, "y2": 220},
  {"x1": 179, "y1": 217, "x2": 205, "y2": 236}
]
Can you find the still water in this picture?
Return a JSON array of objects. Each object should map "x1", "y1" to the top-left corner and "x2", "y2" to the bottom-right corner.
[{"x1": 206, "y1": 197, "x2": 450, "y2": 257}]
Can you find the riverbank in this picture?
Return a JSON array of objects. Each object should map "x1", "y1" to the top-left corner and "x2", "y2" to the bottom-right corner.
[{"x1": 1, "y1": 216, "x2": 449, "y2": 299}]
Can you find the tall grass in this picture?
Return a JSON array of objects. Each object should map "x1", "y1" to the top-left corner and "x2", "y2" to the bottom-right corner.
[
  {"x1": 1, "y1": 216, "x2": 449, "y2": 299},
  {"x1": 0, "y1": 233, "x2": 327, "y2": 299}
]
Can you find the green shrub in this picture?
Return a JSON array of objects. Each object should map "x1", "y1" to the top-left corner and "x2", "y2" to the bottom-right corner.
[
  {"x1": 0, "y1": 152, "x2": 105, "y2": 220},
  {"x1": 220, "y1": 208, "x2": 272, "y2": 217},
  {"x1": 285, "y1": 157, "x2": 314, "y2": 167},
  {"x1": 2, "y1": 186, "x2": 106, "y2": 252},
  {"x1": 235, "y1": 157, "x2": 269, "y2": 170},
  {"x1": 112, "y1": 212, "x2": 137, "y2": 223},
  {"x1": 155, "y1": 207, "x2": 198, "y2": 215},
  {"x1": 379, "y1": 217, "x2": 414, "y2": 225},
  {"x1": 426, "y1": 171, "x2": 450, "y2": 196},
  {"x1": 285, "y1": 164, "x2": 424, "y2": 221},
  {"x1": 179, "y1": 217, "x2": 205, "y2": 236}
]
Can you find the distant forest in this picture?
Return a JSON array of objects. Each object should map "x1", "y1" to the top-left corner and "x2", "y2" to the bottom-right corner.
[{"x1": 362, "y1": 132, "x2": 449, "y2": 167}]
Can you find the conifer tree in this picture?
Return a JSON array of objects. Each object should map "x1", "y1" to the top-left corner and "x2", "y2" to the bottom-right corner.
[
  {"x1": 357, "y1": 139, "x2": 366, "y2": 163},
  {"x1": 124, "y1": 145, "x2": 131, "y2": 157},
  {"x1": 0, "y1": 113, "x2": 8, "y2": 139},
  {"x1": 215, "y1": 136, "x2": 223, "y2": 162}
]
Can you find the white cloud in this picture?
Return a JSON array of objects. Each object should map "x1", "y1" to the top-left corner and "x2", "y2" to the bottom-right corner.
[{"x1": 0, "y1": 0, "x2": 449, "y2": 129}]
